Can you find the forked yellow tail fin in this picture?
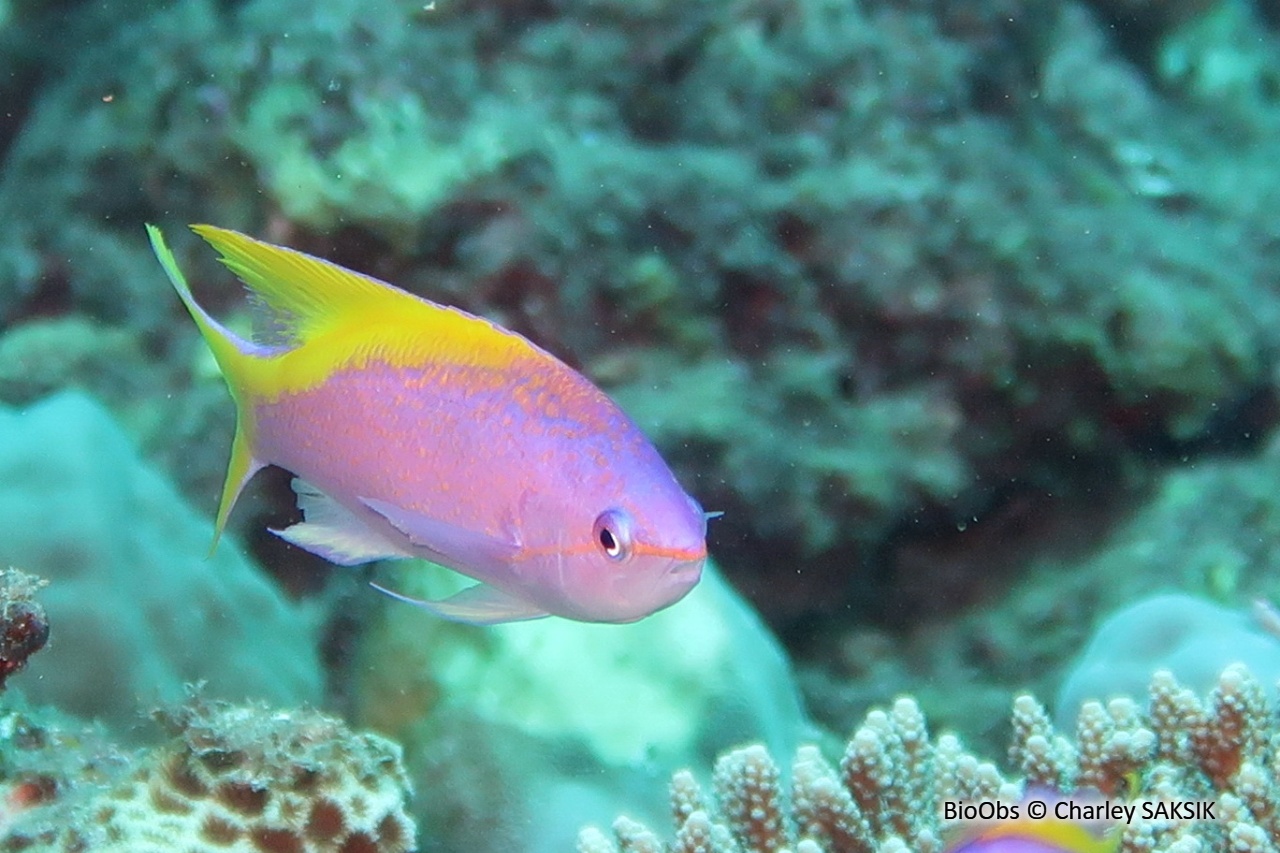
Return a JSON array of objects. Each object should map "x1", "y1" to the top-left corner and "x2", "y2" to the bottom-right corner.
[{"x1": 148, "y1": 224, "x2": 265, "y2": 552}]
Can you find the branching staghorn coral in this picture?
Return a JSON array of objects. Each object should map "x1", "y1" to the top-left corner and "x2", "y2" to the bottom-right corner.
[
  {"x1": 1011, "y1": 662, "x2": 1279, "y2": 853},
  {"x1": 579, "y1": 664, "x2": 1280, "y2": 853}
]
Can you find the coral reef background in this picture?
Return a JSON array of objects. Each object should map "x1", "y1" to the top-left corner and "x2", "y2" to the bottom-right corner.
[{"x1": 2, "y1": 0, "x2": 1280, "y2": 849}]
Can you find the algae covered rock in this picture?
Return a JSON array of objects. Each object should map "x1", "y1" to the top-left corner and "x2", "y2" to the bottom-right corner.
[
  {"x1": 0, "y1": 391, "x2": 322, "y2": 734},
  {"x1": 351, "y1": 560, "x2": 810, "y2": 853},
  {"x1": 0, "y1": 316, "x2": 147, "y2": 406}
]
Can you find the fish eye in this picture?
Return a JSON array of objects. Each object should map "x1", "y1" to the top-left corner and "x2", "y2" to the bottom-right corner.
[{"x1": 592, "y1": 509, "x2": 633, "y2": 562}]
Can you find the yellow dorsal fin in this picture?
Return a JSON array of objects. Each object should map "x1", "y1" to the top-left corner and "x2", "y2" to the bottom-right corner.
[{"x1": 191, "y1": 224, "x2": 414, "y2": 345}]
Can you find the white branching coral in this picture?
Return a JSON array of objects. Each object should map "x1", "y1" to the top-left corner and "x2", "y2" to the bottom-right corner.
[{"x1": 580, "y1": 664, "x2": 1280, "y2": 853}]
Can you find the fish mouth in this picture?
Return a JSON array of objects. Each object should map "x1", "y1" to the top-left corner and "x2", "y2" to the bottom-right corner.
[
  {"x1": 635, "y1": 557, "x2": 701, "y2": 616},
  {"x1": 666, "y1": 555, "x2": 705, "y2": 581}
]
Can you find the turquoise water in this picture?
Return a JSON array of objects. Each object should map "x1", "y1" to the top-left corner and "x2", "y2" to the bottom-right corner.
[{"x1": 0, "y1": 1, "x2": 1277, "y2": 851}]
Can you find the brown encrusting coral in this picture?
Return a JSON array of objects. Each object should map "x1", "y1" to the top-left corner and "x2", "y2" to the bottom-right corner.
[
  {"x1": 579, "y1": 663, "x2": 1279, "y2": 853},
  {"x1": 3, "y1": 697, "x2": 417, "y2": 853},
  {"x1": 0, "y1": 560, "x2": 414, "y2": 852}
]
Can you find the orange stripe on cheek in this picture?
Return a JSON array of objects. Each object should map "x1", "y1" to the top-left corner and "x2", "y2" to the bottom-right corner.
[
  {"x1": 514, "y1": 542, "x2": 704, "y2": 562},
  {"x1": 633, "y1": 542, "x2": 706, "y2": 561}
]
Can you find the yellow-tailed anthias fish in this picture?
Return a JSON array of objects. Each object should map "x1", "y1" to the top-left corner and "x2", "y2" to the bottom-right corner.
[{"x1": 148, "y1": 225, "x2": 707, "y2": 625}]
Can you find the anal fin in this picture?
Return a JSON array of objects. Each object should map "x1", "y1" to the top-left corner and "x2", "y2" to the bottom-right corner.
[{"x1": 271, "y1": 480, "x2": 412, "y2": 566}]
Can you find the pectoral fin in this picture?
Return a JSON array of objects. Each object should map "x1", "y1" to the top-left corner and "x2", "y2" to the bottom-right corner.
[
  {"x1": 369, "y1": 580, "x2": 549, "y2": 625},
  {"x1": 271, "y1": 480, "x2": 412, "y2": 565},
  {"x1": 360, "y1": 496, "x2": 521, "y2": 577}
]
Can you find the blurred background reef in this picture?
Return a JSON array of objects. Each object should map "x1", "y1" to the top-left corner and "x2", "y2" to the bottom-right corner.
[{"x1": 2, "y1": 0, "x2": 1280, "y2": 850}]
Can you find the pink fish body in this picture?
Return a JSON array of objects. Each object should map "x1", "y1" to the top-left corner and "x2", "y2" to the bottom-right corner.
[
  {"x1": 946, "y1": 812, "x2": 1119, "y2": 853},
  {"x1": 148, "y1": 224, "x2": 707, "y2": 624}
]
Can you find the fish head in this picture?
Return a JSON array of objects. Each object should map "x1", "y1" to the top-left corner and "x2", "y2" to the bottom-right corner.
[{"x1": 517, "y1": 486, "x2": 708, "y2": 623}]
